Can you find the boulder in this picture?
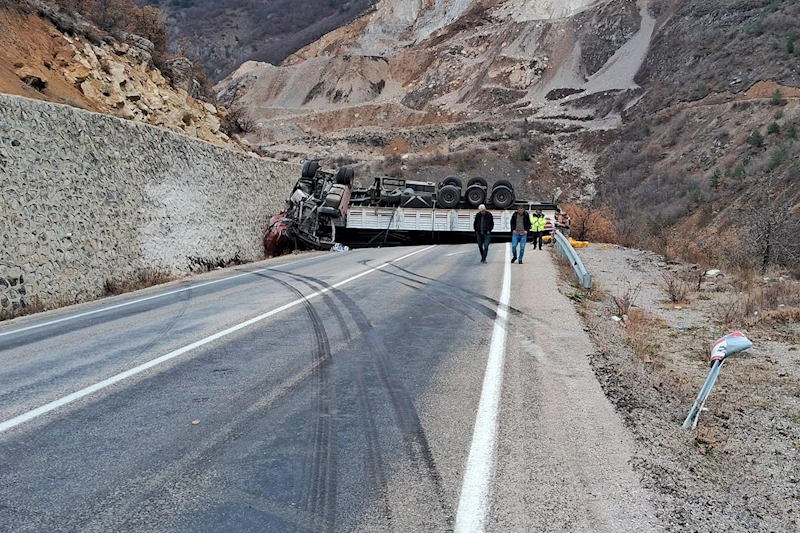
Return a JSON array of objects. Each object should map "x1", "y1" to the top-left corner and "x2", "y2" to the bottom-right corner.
[
  {"x1": 165, "y1": 57, "x2": 194, "y2": 94},
  {"x1": 64, "y1": 65, "x2": 91, "y2": 84},
  {"x1": 15, "y1": 66, "x2": 48, "y2": 91}
]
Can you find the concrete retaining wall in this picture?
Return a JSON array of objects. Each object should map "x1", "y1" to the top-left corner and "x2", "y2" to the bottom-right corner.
[{"x1": 0, "y1": 94, "x2": 297, "y2": 312}]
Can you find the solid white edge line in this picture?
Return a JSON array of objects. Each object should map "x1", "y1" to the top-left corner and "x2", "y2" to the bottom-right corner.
[
  {"x1": 0, "y1": 253, "x2": 329, "y2": 339},
  {"x1": 0, "y1": 246, "x2": 435, "y2": 434},
  {"x1": 454, "y1": 242, "x2": 511, "y2": 533}
]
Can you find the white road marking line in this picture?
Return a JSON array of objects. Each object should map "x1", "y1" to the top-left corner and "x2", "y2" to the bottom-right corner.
[
  {"x1": 0, "y1": 254, "x2": 327, "y2": 339},
  {"x1": 445, "y1": 250, "x2": 474, "y2": 257},
  {"x1": 454, "y1": 242, "x2": 511, "y2": 533},
  {"x1": 0, "y1": 246, "x2": 435, "y2": 434}
]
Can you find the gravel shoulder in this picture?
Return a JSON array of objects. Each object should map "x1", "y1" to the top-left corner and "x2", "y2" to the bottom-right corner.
[{"x1": 559, "y1": 243, "x2": 800, "y2": 533}]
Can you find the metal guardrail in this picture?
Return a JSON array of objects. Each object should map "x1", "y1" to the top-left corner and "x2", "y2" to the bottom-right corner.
[
  {"x1": 553, "y1": 230, "x2": 592, "y2": 289},
  {"x1": 682, "y1": 332, "x2": 752, "y2": 429}
]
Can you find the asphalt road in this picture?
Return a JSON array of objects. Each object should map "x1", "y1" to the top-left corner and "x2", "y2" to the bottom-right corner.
[{"x1": 0, "y1": 244, "x2": 665, "y2": 533}]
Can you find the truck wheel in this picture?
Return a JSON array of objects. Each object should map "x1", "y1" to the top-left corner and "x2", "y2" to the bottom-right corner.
[
  {"x1": 437, "y1": 184, "x2": 461, "y2": 208},
  {"x1": 302, "y1": 160, "x2": 320, "y2": 178},
  {"x1": 441, "y1": 176, "x2": 463, "y2": 191},
  {"x1": 490, "y1": 185, "x2": 514, "y2": 208},
  {"x1": 336, "y1": 167, "x2": 354, "y2": 186},
  {"x1": 382, "y1": 189, "x2": 402, "y2": 204},
  {"x1": 467, "y1": 176, "x2": 487, "y2": 188},
  {"x1": 492, "y1": 179, "x2": 514, "y2": 191},
  {"x1": 465, "y1": 184, "x2": 487, "y2": 206}
]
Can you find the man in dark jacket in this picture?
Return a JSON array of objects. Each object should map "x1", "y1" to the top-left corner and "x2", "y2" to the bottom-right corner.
[
  {"x1": 473, "y1": 204, "x2": 494, "y2": 263},
  {"x1": 510, "y1": 205, "x2": 531, "y2": 264}
]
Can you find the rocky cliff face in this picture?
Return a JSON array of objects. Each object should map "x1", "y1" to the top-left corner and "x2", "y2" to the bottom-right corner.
[
  {"x1": 217, "y1": 0, "x2": 649, "y2": 154},
  {"x1": 0, "y1": 6, "x2": 238, "y2": 149}
]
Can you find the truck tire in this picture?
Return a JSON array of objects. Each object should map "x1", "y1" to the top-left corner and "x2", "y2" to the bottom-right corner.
[
  {"x1": 336, "y1": 167, "x2": 354, "y2": 186},
  {"x1": 490, "y1": 185, "x2": 514, "y2": 208},
  {"x1": 381, "y1": 189, "x2": 402, "y2": 204},
  {"x1": 467, "y1": 176, "x2": 487, "y2": 188},
  {"x1": 492, "y1": 179, "x2": 514, "y2": 191},
  {"x1": 302, "y1": 160, "x2": 320, "y2": 178},
  {"x1": 437, "y1": 184, "x2": 461, "y2": 208},
  {"x1": 441, "y1": 176, "x2": 463, "y2": 191},
  {"x1": 465, "y1": 184, "x2": 487, "y2": 207}
]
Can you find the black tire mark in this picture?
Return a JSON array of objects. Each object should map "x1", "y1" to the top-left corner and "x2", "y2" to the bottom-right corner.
[
  {"x1": 254, "y1": 274, "x2": 337, "y2": 533},
  {"x1": 387, "y1": 263, "x2": 525, "y2": 317},
  {"x1": 395, "y1": 281, "x2": 476, "y2": 322},
  {"x1": 72, "y1": 276, "x2": 334, "y2": 533},
  {"x1": 275, "y1": 273, "x2": 392, "y2": 524},
  {"x1": 280, "y1": 271, "x2": 453, "y2": 529},
  {"x1": 0, "y1": 285, "x2": 193, "y2": 406},
  {"x1": 379, "y1": 268, "x2": 498, "y2": 320},
  {"x1": 127, "y1": 285, "x2": 192, "y2": 363}
]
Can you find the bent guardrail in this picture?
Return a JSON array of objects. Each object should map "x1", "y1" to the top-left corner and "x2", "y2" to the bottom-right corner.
[
  {"x1": 553, "y1": 230, "x2": 592, "y2": 289},
  {"x1": 682, "y1": 332, "x2": 753, "y2": 429}
]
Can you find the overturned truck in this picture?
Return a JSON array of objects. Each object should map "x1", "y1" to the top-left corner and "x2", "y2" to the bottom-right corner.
[{"x1": 266, "y1": 161, "x2": 559, "y2": 254}]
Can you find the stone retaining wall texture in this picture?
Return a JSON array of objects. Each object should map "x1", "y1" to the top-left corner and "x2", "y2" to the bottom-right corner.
[{"x1": 0, "y1": 94, "x2": 297, "y2": 312}]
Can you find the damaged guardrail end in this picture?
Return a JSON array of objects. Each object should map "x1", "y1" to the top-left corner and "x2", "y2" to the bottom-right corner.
[
  {"x1": 682, "y1": 331, "x2": 753, "y2": 430},
  {"x1": 553, "y1": 230, "x2": 592, "y2": 289}
]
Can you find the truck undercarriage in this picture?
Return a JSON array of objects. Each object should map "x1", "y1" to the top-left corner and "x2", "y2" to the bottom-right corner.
[{"x1": 265, "y1": 161, "x2": 559, "y2": 255}]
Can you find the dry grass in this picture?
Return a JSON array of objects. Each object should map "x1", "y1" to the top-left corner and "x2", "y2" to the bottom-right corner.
[
  {"x1": 662, "y1": 271, "x2": 692, "y2": 303},
  {"x1": 716, "y1": 277, "x2": 800, "y2": 326},
  {"x1": 0, "y1": 295, "x2": 46, "y2": 321},
  {"x1": 104, "y1": 268, "x2": 174, "y2": 296},
  {"x1": 611, "y1": 279, "x2": 642, "y2": 317},
  {"x1": 624, "y1": 307, "x2": 669, "y2": 365},
  {"x1": 760, "y1": 307, "x2": 800, "y2": 323}
]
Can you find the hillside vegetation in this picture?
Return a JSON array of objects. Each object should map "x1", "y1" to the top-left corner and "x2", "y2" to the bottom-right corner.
[
  {"x1": 596, "y1": 0, "x2": 800, "y2": 275},
  {"x1": 135, "y1": 0, "x2": 376, "y2": 80}
]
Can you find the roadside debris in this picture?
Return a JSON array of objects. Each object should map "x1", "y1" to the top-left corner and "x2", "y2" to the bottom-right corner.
[{"x1": 682, "y1": 332, "x2": 753, "y2": 430}]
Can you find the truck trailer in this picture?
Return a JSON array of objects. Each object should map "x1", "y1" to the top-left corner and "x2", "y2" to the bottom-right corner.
[{"x1": 265, "y1": 161, "x2": 560, "y2": 255}]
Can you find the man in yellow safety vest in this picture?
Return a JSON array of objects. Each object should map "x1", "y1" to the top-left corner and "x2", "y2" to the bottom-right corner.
[{"x1": 529, "y1": 209, "x2": 547, "y2": 250}]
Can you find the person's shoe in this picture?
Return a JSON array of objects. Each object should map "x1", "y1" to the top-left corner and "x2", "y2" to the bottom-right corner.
[
  {"x1": 511, "y1": 257, "x2": 517, "y2": 263},
  {"x1": 519, "y1": 260, "x2": 524, "y2": 264}
]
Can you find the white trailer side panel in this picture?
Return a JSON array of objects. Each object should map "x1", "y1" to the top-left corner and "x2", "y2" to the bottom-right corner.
[{"x1": 345, "y1": 207, "x2": 517, "y2": 232}]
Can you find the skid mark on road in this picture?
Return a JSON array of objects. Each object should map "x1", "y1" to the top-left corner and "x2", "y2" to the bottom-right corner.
[
  {"x1": 281, "y1": 270, "x2": 453, "y2": 529},
  {"x1": 0, "y1": 246, "x2": 433, "y2": 435},
  {"x1": 255, "y1": 274, "x2": 337, "y2": 533},
  {"x1": 378, "y1": 268, "x2": 498, "y2": 320},
  {"x1": 0, "y1": 289, "x2": 193, "y2": 411},
  {"x1": 387, "y1": 264, "x2": 525, "y2": 318}
]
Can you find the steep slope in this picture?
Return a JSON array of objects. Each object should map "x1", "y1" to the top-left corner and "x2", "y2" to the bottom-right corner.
[
  {"x1": 135, "y1": 0, "x2": 377, "y2": 81},
  {"x1": 217, "y1": 0, "x2": 648, "y2": 150},
  {"x1": 0, "y1": 3, "x2": 237, "y2": 148}
]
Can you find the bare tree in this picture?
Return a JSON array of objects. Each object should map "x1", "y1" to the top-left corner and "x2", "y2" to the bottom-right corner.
[{"x1": 740, "y1": 177, "x2": 800, "y2": 273}]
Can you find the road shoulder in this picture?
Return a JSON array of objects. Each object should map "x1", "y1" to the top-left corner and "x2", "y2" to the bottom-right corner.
[{"x1": 488, "y1": 245, "x2": 663, "y2": 533}]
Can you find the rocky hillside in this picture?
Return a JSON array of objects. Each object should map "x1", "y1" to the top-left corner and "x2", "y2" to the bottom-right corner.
[
  {"x1": 135, "y1": 0, "x2": 376, "y2": 81},
  {"x1": 218, "y1": 0, "x2": 799, "y2": 271},
  {"x1": 0, "y1": 1, "x2": 239, "y2": 149}
]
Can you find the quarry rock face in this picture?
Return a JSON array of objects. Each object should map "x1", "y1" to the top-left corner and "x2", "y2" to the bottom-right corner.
[{"x1": 217, "y1": 0, "x2": 651, "y2": 149}]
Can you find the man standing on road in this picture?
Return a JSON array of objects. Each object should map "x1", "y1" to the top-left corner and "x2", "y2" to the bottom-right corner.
[
  {"x1": 530, "y1": 209, "x2": 547, "y2": 250},
  {"x1": 473, "y1": 204, "x2": 494, "y2": 263},
  {"x1": 510, "y1": 205, "x2": 531, "y2": 264}
]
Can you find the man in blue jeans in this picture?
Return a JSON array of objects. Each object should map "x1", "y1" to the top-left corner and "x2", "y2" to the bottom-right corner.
[
  {"x1": 473, "y1": 204, "x2": 494, "y2": 263},
  {"x1": 510, "y1": 205, "x2": 531, "y2": 264}
]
